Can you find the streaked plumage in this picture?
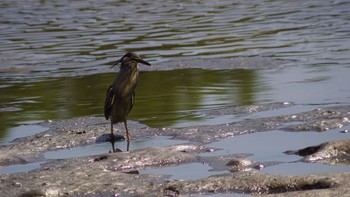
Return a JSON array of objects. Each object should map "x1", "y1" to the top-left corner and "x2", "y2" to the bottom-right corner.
[{"x1": 104, "y1": 52, "x2": 151, "y2": 142}]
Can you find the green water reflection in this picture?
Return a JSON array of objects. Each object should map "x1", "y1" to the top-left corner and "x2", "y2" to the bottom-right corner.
[
  {"x1": 135, "y1": 69, "x2": 259, "y2": 127},
  {"x1": 0, "y1": 68, "x2": 262, "y2": 139}
]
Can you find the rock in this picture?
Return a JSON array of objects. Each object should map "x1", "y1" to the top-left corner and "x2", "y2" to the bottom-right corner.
[
  {"x1": 290, "y1": 140, "x2": 350, "y2": 165},
  {"x1": 226, "y1": 158, "x2": 253, "y2": 172}
]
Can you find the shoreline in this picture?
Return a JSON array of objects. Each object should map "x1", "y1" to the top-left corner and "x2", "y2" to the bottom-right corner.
[{"x1": 1, "y1": 102, "x2": 349, "y2": 196}]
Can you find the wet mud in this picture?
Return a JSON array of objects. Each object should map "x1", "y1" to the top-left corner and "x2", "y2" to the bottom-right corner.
[{"x1": 0, "y1": 101, "x2": 349, "y2": 196}]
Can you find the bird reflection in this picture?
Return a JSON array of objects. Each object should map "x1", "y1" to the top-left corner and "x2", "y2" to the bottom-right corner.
[
  {"x1": 95, "y1": 133, "x2": 129, "y2": 152},
  {"x1": 109, "y1": 135, "x2": 130, "y2": 152}
]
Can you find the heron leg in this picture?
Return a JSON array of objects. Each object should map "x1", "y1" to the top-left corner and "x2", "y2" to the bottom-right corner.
[
  {"x1": 124, "y1": 120, "x2": 131, "y2": 141},
  {"x1": 110, "y1": 122, "x2": 114, "y2": 135},
  {"x1": 126, "y1": 140, "x2": 130, "y2": 151},
  {"x1": 110, "y1": 123, "x2": 116, "y2": 152}
]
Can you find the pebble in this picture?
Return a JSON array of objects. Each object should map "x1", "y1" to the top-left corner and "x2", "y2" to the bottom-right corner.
[{"x1": 255, "y1": 164, "x2": 264, "y2": 170}]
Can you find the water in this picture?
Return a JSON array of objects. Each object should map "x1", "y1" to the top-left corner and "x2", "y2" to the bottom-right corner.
[
  {"x1": 140, "y1": 128, "x2": 350, "y2": 180},
  {"x1": 0, "y1": 122, "x2": 47, "y2": 144},
  {"x1": 44, "y1": 136, "x2": 187, "y2": 160},
  {"x1": 0, "y1": 161, "x2": 44, "y2": 175},
  {"x1": 202, "y1": 129, "x2": 350, "y2": 162},
  {"x1": 0, "y1": 0, "x2": 349, "y2": 179},
  {"x1": 1, "y1": 0, "x2": 349, "y2": 77}
]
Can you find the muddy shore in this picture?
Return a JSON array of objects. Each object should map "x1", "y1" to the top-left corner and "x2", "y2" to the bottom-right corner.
[
  {"x1": 0, "y1": 58, "x2": 349, "y2": 196},
  {"x1": 1, "y1": 103, "x2": 349, "y2": 197}
]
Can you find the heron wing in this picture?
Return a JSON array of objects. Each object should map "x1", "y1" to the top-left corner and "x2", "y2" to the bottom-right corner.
[
  {"x1": 128, "y1": 91, "x2": 135, "y2": 113},
  {"x1": 104, "y1": 85, "x2": 115, "y2": 120}
]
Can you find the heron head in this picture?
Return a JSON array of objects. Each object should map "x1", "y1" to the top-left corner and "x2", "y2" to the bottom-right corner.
[{"x1": 112, "y1": 52, "x2": 151, "y2": 67}]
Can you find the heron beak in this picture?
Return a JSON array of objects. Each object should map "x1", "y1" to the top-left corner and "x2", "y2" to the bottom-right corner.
[
  {"x1": 137, "y1": 58, "x2": 151, "y2": 66},
  {"x1": 111, "y1": 59, "x2": 121, "y2": 68}
]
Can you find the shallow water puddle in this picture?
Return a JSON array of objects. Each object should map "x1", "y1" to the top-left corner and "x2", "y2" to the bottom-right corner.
[
  {"x1": 44, "y1": 143, "x2": 111, "y2": 160},
  {"x1": 264, "y1": 162, "x2": 350, "y2": 175},
  {"x1": 130, "y1": 135, "x2": 189, "y2": 149},
  {"x1": 201, "y1": 129, "x2": 350, "y2": 162},
  {"x1": 201, "y1": 128, "x2": 350, "y2": 175},
  {"x1": 1, "y1": 121, "x2": 47, "y2": 144},
  {"x1": 0, "y1": 162, "x2": 44, "y2": 175},
  {"x1": 44, "y1": 136, "x2": 188, "y2": 160},
  {"x1": 139, "y1": 128, "x2": 350, "y2": 180}
]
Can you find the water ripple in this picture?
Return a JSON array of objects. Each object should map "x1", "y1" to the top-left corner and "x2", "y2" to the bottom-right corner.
[{"x1": 0, "y1": 0, "x2": 349, "y2": 79}]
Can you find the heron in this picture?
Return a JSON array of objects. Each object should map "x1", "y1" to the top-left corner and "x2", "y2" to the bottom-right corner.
[{"x1": 104, "y1": 52, "x2": 151, "y2": 148}]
